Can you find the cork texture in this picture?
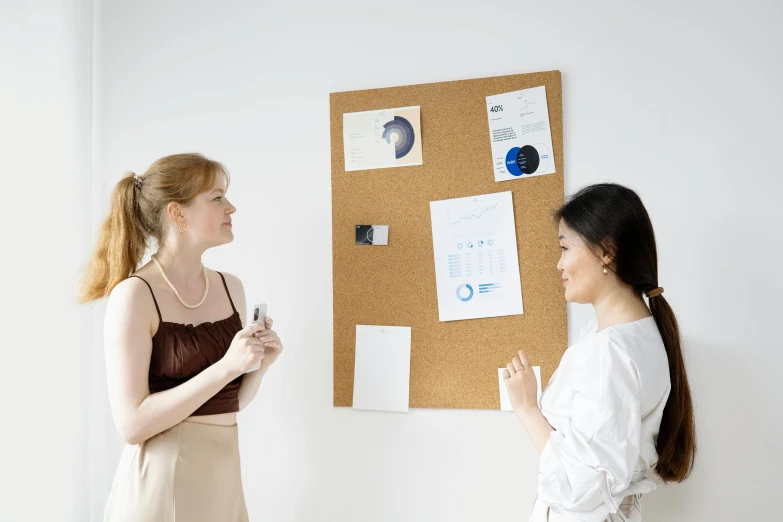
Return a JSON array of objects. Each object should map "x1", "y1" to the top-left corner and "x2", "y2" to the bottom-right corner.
[{"x1": 331, "y1": 71, "x2": 566, "y2": 409}]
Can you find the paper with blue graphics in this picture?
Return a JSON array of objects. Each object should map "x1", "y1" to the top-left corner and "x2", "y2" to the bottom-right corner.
[
  {"x1": 487, "y1": 85, "x2": 556, "y2": 182},
  {"x1": 429, "y1": 191, "x2": 524, "y2": 322},
  {"x1": 343, "y1": 106, "x2": 423, "y2": 171}
]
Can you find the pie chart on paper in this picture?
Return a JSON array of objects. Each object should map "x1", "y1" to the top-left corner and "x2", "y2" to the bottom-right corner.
[
  {"x1": 504, "y1": 143, "x2": 553, "y2": 176},
  {"x1": 382, "y1": 116, "x2": 416, "y2": 159}
]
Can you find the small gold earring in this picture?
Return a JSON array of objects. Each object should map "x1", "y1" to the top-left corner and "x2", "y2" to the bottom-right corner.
[{"x1": 178, "y1": 222, "x2": 187, "y2": 233}]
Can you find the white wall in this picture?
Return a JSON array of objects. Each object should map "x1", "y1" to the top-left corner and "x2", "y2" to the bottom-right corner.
[
  {"x1": 85, "y1": 0, "x2": 783, "y2": 521},
  {"x1": 0, "y1": 1, "x2": 94, "y2": 521}
]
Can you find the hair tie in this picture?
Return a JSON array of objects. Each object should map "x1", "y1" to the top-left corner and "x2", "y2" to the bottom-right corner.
[
  {"x1": 646, "y1": 287, "x2": 664, "y2": 298},
  {"x1": 133, "y1": 173, "x2": 143, "y2": 190}
]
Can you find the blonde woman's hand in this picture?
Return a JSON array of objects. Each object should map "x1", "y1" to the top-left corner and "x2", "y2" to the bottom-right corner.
[
  {"x1": 220, "y1": 322, "x2": 267, "y2": 379},
  {"x1": 251, "y1": 316, "x2": 283, "y2": 372}
]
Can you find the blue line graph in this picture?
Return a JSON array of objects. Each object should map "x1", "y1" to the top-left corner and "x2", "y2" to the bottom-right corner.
[{"x1": 447, "y1": 204, "x2": 498, "y2": 226}]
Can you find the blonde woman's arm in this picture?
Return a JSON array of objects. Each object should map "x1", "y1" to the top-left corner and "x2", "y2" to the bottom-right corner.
[{"x1": 221, "y1": 273, "x2": 281, "y2": 411}]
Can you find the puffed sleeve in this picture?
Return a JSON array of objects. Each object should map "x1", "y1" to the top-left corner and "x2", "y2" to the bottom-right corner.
[{"x1": 538, "y1": 338, "x2": 642, "y2": 521}]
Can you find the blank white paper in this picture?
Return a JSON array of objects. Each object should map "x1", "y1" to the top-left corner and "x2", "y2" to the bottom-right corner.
[{"x1": 353, "y1": 325, "x2": 412, "y2": 413}]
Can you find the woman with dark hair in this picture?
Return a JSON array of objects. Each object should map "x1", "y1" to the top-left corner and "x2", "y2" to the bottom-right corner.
[{"x1": 503, "y1": 184, "x2": 696, "y2": 521}]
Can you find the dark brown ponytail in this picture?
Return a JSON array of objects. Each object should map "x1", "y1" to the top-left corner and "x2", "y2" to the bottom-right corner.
[{"x1": 648, "y1": 293, "x2": 696, "y2": 481}]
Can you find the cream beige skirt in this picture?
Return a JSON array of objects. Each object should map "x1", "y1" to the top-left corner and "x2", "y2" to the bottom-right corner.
[{"x1": 104, "y1": 420, "x2": 248, "y2": 522}]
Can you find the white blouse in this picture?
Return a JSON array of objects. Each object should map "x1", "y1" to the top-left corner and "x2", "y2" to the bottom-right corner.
[{"x1": 537, "y1": 316, "x2": 671, "y2": 522}]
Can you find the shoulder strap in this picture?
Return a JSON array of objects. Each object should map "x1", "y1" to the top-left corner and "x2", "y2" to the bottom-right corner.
[
  {"x1": 216, "y1": 272, "x2": 237, "y2": 314},
  {"x1": 128, "y1": 275, "x2": 163, "y2": 322}
]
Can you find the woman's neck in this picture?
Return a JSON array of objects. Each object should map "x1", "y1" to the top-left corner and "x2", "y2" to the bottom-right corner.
[
  {"x1": 153, "y1": 247, "x2": 206, "y2": 290},
  {"x1": 593, "y1": 282, "x2": 651, "y2": 332}
]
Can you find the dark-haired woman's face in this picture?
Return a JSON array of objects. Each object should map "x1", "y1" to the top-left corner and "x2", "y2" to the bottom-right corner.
[{"x1": 557, "y1": 221, "x2": 607, "y2": 304}]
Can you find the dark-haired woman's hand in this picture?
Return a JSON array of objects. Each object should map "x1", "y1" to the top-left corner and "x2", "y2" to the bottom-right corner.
[{"x1": 504, "y1": 349, "x2": 539, "y2": 414}]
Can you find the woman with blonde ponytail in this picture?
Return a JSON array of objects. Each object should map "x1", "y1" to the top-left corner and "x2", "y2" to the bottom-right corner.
[
  {"x1": 79, "y1": 153, "x2": 284, "y2": 521},
  {"x1": 502, "y1": 184, "x2": 696, "y2": 521}
]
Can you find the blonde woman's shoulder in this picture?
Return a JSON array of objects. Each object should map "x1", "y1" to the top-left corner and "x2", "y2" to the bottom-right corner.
[
  {"x1": 105, "y1": 274, "x2": 159, "y2": 334},
  {"x1": 211, "y1": 270, "x2": 247, "y2": 318}
]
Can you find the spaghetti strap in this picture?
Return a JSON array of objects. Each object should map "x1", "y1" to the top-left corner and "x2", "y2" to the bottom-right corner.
[
  {"x1": 217, "y1": 272, "x2": 237, "y2": 314},
  {"x1": 128, "y1": 275, "x2": 163, "y2": 322}
]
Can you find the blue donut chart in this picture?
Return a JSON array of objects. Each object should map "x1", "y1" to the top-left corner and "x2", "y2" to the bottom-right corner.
[{"x1": 456, "y1": 283, "x2": 474, "y2": 302}]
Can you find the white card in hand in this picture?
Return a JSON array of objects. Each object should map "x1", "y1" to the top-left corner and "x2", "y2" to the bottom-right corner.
[
  {"x1": 352, "y1": 325, "x2": 411, "y2": 413},
  {"x1": 498, "y1": 366, "x2": 542, "y2": 411},
  {"x1": 247, "y1": 303, "x2": 267, "y2": 373}
]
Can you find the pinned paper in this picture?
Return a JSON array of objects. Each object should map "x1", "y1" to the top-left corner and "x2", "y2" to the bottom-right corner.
[
  {"x1": 353, "y1": 325, "x2": 412, "y2": 413},
  {"x1": 429, "y1": 191, "x2": 524, "y2": 322},
  {"x1": 343, "y1": 106, "x2": 423, "y2": 171},
  {"x1": 486, "y1": 85, "x2": 556, "y2": 182}
]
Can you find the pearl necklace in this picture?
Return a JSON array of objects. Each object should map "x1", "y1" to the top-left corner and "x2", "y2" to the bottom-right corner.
[{"x1": 151, "y1": 255, "x2": 209, "y2": 309}]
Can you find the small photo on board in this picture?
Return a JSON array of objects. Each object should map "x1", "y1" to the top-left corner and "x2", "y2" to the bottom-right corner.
[{"x1": 356, "y1": 225, "x2": 389, "y2": 246}]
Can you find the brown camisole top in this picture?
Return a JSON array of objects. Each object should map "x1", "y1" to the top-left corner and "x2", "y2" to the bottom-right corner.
[{"x1": 130, "y1": 272, "x2": 244, "y2": 416}]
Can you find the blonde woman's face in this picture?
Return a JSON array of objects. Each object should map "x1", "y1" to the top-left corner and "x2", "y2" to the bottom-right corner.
[{"x1": 183, "y1": 176, "x2": 236, "y2": 247}]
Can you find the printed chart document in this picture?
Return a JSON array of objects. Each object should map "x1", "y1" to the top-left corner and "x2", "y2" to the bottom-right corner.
[
  {"x1": 498, "y1": 367, "x2": 542, "y2": 411},
  {"x1": 486, "y1": 85, "x2": 556, "y2": 182},
  {"x1": 429, "y1": 191, "x2": 524, "y2": 322},
  {"x1": 343, "y1": 106, "x2": 422, "y2": 171},
  {"x1": 352, "y1": 325, "x2": 412, "y2": 413}
]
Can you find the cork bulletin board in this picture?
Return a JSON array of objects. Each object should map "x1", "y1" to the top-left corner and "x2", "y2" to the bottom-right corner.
[{"x1": 331, "y1": 71, "x2": 566, "y2": 409}]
